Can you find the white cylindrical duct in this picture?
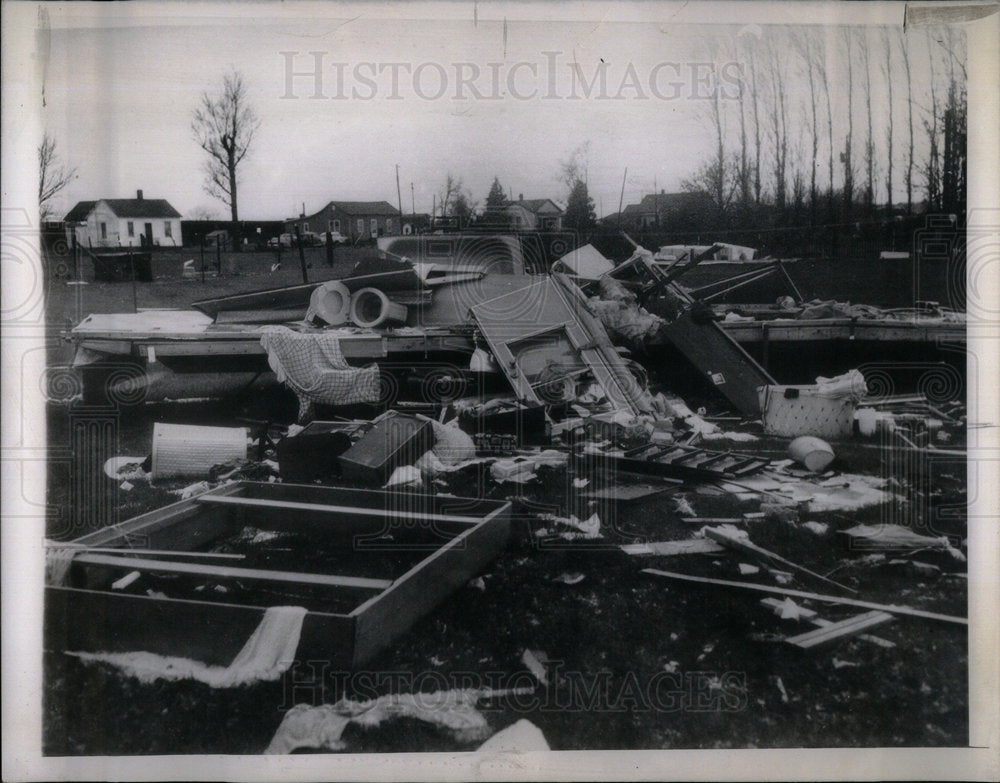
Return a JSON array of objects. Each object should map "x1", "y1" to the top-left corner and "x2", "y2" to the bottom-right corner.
[
  {"x1": 309, "y1": 280, "x2": 352, "y2": 326},
  {"x1": 349, "y1": 287, "x2": 409, "y2": 328}
]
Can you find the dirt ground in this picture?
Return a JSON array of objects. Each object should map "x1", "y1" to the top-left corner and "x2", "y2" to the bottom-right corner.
[{"x1": 41, "y1": 251, "x2": 969, "y2": 754}]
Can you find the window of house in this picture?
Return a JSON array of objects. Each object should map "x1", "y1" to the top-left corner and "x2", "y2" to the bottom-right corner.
[
  {"x1": 370, "y1": 218, "x2": 378, "y2": 234},
  {"x1": 357, "y1": 218, "x2": 364, "y2": 234},
  {"x1": 385, "y1": 218, "x2": 393, "y2": 234},
  {"x1": 100, "y1": 222, "x2": 107, "y2": 239},
  {"x1": 164, "y1": 221, "x2": 172, "y2": 238},
  {"x1": 303, "y1": 222, "x2": 309, "y2": 232},
  {"x1": 333, "y1": 219, "x2": 340, "y2": 232},
  {"x1": 127, "y1": 221, "x2": 134, "y2": 237}
]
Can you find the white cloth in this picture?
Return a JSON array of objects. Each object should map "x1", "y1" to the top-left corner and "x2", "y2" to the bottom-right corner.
[
  {"x1": 68, "y1": 605, "x2": 308, "y2": 688},
  {"x1": 259, "y1": 326, "x2": 380, "y2": 420}
]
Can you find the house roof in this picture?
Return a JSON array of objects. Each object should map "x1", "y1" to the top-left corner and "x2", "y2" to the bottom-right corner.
[
  {"x1": 64, "y1": 198, "x2": 181, "y2": 221},
  {"x1": 624, "y1": 191, "x2": 711, "y2": 216},
  {"x1": 322, "y1": 200, "x2": 400, "y2": 216},
  {"x1": 506, "y1": 198, "x2": 562, "y2": 214},
  {"x1": 64, "y1": 201, "x2": 97, "y2": 222}
]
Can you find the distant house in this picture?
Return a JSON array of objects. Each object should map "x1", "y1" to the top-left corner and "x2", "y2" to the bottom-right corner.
[
  {"x1": 64, "y1": 191, "x2": 182, "y2": 248},
  {"x1": 504, "y1": 197, "x2": 563, "y2": 231},
  {"x1": 604, "y1": 190, "x2": 714, "y2": 232},
  {"x1": 285, "y1": 201, "x2": 401, "y2": 243}
]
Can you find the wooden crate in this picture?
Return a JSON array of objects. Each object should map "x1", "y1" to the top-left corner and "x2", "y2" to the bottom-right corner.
[{"x1": 45, "y1": 482, "x2": 511, "y2": 668}]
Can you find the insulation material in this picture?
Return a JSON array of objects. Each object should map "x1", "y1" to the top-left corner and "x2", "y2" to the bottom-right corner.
[
  {"x1": 259, "y1": 326, "x2": 380, "y2": 420},
  {"x1": 266, "y1": 688, "x2": 528, "y2": 753},
  {"x1": 68, "y1": 605, "x2": 307, "y2": 687}
]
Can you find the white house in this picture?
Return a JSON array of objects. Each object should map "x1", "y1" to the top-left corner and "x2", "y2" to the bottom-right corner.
[
  {"x1": 64, "y1": 191, "x2": 182, "y2": 248},
  {"x1": 504, "y1": 197, "x2": 563, "y2": 231}
]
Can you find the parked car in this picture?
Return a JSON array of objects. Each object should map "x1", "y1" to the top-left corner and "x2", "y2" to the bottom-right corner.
[
  {"x1": 267, "y1": 233, "x2": 294, "y2": 248},
  {"x1": 321, "y1": 231, "x2": 348, "y2": 245},
  {"x1": 302, "y1": 231, "x2": 324, "y2": 247}
]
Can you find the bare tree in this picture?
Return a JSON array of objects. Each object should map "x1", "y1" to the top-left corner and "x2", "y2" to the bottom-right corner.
[
  {"x1": 192, "y1": 70, "x2": 260, "y2": 240},
  {"x1": 38, "y1": 131, "x2": 76, "y2": 221},
  {"x1": 761, "y1": 34, "x2": 788, "y2": 211},
  {"x1": 923, "y1": 29, "x2": 941, "y2": 211},
  {"x1": 859, "y1": 30, "x2": 876, "y2": 213},
  {"x1": 744, "y1": 38, "x2": 763, "y2": 205},
  {"x1": 899, "y1": 29, "x2": 915, "y2": 214},
  {"x1": 881, "y1": 30, "x2": 895, "y2": 212},
  {"x1": 558, "y1": 142, "x2": 592, "y2": 188},
  {"x1": 791, "y1": 30, "x2": 820, "y2": 221},
  {"x1": 840, "y1": 28, "x2": 855, "y2": 218}
]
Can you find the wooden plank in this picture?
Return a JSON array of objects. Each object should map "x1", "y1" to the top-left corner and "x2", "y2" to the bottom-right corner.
[
  {"x1": 641, "y1": 568, "x2": 968, "y2": 625},
  {"x1": 197, "y1": 494, "x2": 486, "y2": 527},
  {"x1": 74, "y1": 553, "x2": 392, "y2": 591},
  {"x1": 621, "y1": 539, "x2": 724, "y2": 556},
  {"x1": 785, "y1": 611, "x2": 895, "y2": 650},
  {"x1": 702, "y1": 526, "x2": 856, "y2": 593},
  {"x1": 350, "y1": 504, "x2": 511, "y2": 666}
]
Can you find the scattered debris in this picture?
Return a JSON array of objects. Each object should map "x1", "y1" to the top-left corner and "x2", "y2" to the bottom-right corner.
[
  {"x1": 477, "y1": 719, "x2": 550, "y2": 752},
  {"x1": 266, "y1": 687, "x2": 532, "y2": 753},
  {"x1": 702, "y1": 524, "x2": 856, "y2": 592},
  {"x1": 784, "y1": 611, "x2": 894, "y2": 650},
  {"x1": 841, "y1": 524, "x2": 966, "y2": 562},
  {"x1": 553, "y1": 572, "x2": 586, "y2": 585},
  {"x1": 620, "y1": 539, "x2": 724, "y2": 557},
  {"x1": 151, "y1": 423, "x2": 247, "y2": 480},
  {"x1": 521, "y1": 649, "x2": 550, "y2": 685},
  {"x1": 788, "y1": 436, "x2": 835, "y2": 472}
]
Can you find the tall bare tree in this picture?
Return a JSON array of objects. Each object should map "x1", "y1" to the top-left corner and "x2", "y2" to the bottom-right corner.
[
  {"x1": 840, "y1": 28, "x2": 856, "y2": 218},
  {"x1": 745, "y1": 38, "x2": 763, "y2": 205},
  {"x1": 881, "y1": 30, "x2": 895, "y2": 212},
  {"x1": 192, "y1": 70, "x2": 260, "y2": 241},
  {"x1": 859, "y1": 30, "x2": 876, "y2": 213},
  {"x1": 38, "y1": 131, "x2": 76, "y2": 221},
  {"x1": 791, "y1": 30, "x2": 820, "y2": 221},
  {"x1": 923, "y1": 29, "x2": 943, "y2": 211},
  {"x1": 898, "y1": 30, "x2": 915, "y2": 214}
]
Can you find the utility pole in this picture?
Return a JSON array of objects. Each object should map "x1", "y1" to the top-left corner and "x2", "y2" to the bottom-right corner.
[
  {"x1": 617, "y1": 167, "x2": 628, "y2": 231},
  {"x1": 395, "y1": 165, "x2": 404, "y2": 234},
  {"x1": 411, "y1": 182, "x2": 415, "y2": 215}
]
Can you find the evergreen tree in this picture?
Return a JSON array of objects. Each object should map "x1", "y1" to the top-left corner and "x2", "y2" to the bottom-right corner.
[
  {"x1": 482, "y1": 177, "x2": 507, "y2": 225},
  {"x1": 563, "y1": 179, "x2": 596, "y2": 233}
]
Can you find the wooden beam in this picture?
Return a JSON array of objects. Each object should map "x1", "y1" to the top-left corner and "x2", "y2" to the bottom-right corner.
[
  {"x1": 785, "y1": 611, "x2": 894, "y2": 650},
  {"x1": 621, "y1": 539, "x2": 724, "y2": 556},
  {"x1": 47, "y1": 545, "x2": 245, "y2": 560},
  {"x1": 641, "y1": 568, "x2": 968, "y2": 625},
  {"x1": 74, "y1": 553, "x2": 392, "y2": 591},
  {"x1": 702, "y1": 526, "x2": 856, "y2": 593},
  {"x1": 196, "y1": 494, "x2": 482, "y2": 526}
]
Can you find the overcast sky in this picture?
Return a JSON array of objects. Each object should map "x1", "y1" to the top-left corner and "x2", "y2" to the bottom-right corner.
[{"x1": 39, "y1": 2, "x2": 949, "y2": 221}]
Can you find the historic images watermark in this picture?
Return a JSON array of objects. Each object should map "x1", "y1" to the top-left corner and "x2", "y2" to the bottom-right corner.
[
  {"x1": 279, "y1": 51, "x2": 745, "y2": 102},
  {"x1": 280, "y1": 664, "x2": 749, "y2": 714}
]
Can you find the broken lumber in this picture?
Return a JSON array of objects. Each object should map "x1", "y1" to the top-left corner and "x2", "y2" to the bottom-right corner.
[
  {"x1": 784, "y1": 611, "x2": 894, "y2": 650},
  {"x1": 703, "y1": 525, "x2": 856, "y2": 593},
  {"x1": 621, "y1": 539, "x2": 724, "y2": 557},
  {"x1": 641, "y1": 568, "x2": 967, "y2": 625}
]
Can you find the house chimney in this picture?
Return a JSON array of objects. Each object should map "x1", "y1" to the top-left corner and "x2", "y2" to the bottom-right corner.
[
  {"x1": 137, "y1": 189, "x2": 143, "y2": 200},
  {"x1": 518, "y1": 193, "x2": 523, "y2": 201}
]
